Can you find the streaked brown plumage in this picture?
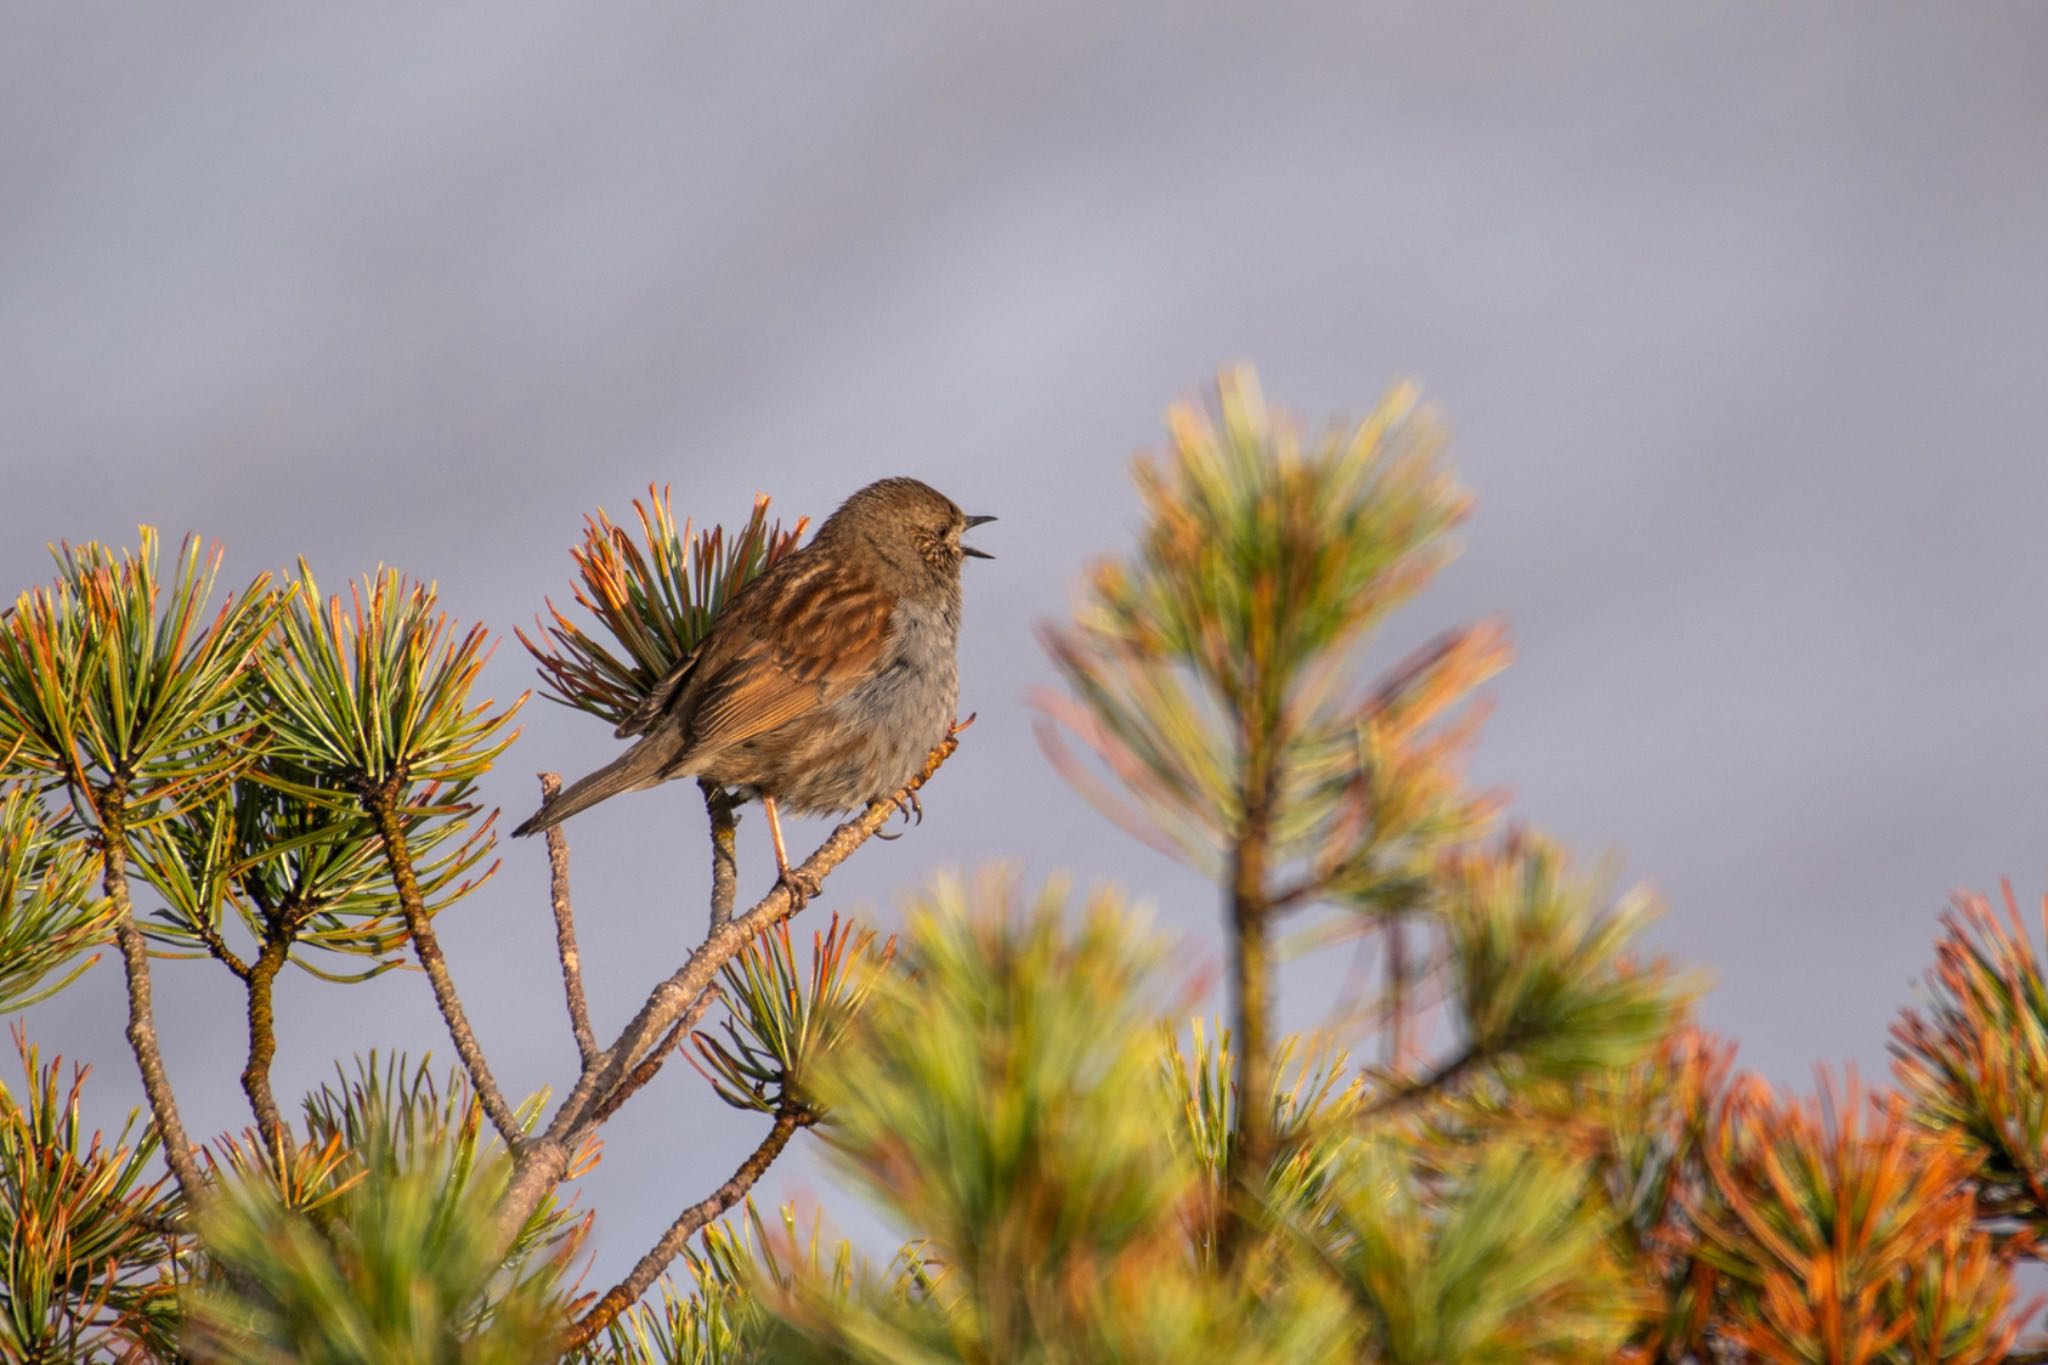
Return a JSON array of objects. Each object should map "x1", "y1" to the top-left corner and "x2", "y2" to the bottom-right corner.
[{"x1": 511, "y1": 477, "x2": 992, "y2": 879}]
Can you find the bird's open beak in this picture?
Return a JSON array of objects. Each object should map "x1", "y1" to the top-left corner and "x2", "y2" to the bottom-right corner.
[{"x1": 962, "y1": 514, "x2": 996, "y2": 558}]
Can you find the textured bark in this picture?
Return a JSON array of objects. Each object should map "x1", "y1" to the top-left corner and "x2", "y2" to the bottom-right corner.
[
  {"x1": 366, "y1": 786, "x2": 524, "y2": 1146},
  {"x1": 539, "y1": 773, "x2": 598, "y2": 1066},
  {"x1": 239, "y1": 933, "x2": 293, "y2": 1156},
  {"x1": 102, "y1": 784, "x2": 208, "y2": 1205}
]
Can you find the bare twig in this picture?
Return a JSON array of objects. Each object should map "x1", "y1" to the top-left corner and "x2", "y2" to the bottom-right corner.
[
  {"x1": 562, "y1": 1106, "x2": 809, "y2": 1349},
  {"x1": 494, "y1": 731, "x2": 963, "y2": 1248},
  {"x1": 365, "y1": 786, "x2": 524, "y2": 1147},
  {"x1": 101, "y1": 783, "x2": 208, "y2": 1205},
  {"x1": 539, "y1": 773, "x2": 598, "y2": 1067},
  {"x1": 700, "y1": 778, "x2": 739, "y2": 932}
]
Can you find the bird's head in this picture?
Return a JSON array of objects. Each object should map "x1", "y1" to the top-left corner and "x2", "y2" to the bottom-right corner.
[{"x1": 822, "y1": 476, "x2": 995, "y2": 584}]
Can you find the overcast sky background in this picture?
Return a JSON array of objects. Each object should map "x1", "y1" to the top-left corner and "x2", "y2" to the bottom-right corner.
[{"x1": 7, "y1": 4, "x2": 2048, "y2": 1280}]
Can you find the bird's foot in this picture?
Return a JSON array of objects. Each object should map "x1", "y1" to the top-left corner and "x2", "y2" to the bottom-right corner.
[
  {"x1": 948, "y1": 712, "x2": 978, "y2": 738},
  {"x1": 777, "y1": 864, "x2": 823, "y2": 906}
]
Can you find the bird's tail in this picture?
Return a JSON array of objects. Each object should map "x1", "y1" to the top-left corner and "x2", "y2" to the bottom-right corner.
[{"x1": 511, "y1": 737, "x2": 679, "y2": 838}]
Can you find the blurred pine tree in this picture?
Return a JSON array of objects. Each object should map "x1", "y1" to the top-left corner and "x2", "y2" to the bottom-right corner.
[{"x1": 1, "y1": 373, "x2": 2040, "y2": 1362}]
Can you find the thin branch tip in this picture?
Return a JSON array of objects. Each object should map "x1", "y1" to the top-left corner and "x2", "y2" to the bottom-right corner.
[{"x1": 539, "y1": 772, "x2": 597, "y2": 1066}]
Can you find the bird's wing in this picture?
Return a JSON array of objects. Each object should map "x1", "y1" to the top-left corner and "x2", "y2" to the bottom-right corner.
[
  {"x1": 610, "y1": 551, "x2": 850, "y2": 741},
  {"x1": 678, "y1": 574, "x2": 897, "y2": 756},
  {"x1": 615, "y1": 642, "x2": 702, "y2": 739}
]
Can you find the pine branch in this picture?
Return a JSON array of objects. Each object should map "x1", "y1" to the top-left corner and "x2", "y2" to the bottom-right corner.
[
  {"x1": 1219, "y1": 723, "x2": 1279, "y2": 1266},
  {"x1": 189, "y1": 912, "x2": 251, "y2": 982},
  {"x1": 494, "y1": 729, "x2": 962, "y2": 1249},
  {"x1": 101, "y1": 782, "x2": 207, "y2": 1207},
  {"x1": 364, "y1": 784, "x2": 523, "y2": 1148},
  {"x1": 587, "y1": 988, "x2": 720, "y2": 1128},
  {"x1": 238, "y1": 931, "x2": 293, "y2": 1156},
  {"x1": 538, "y1": 772, "x2": 597, "y2": 1067},
  {"x1": 570, "y1": 731, "x2": 962, "y2": 1133},
  {"x1": 560, "y1": 1105, "x2": 808, "y2": 1349}
]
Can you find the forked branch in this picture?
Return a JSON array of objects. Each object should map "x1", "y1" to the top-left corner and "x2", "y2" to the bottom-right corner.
[{"x1": 495, "y1": 729, "x2": 963, "y2": 1248}]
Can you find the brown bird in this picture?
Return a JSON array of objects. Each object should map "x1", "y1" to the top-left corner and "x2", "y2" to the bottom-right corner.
[{"x1": 511, "y1": 477, "x2": 992, "y2": 883}]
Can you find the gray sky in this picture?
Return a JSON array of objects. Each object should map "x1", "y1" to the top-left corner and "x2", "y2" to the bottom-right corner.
[{"x1": 7, "y1": 3, "x2": 2048, "y2": 1280}]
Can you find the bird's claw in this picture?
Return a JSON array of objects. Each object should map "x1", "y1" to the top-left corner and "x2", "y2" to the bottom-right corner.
[
  {"x1": 874, "y1": 787, "x2": 924, "y2": 834},
  {"x1": 948, "y1": 712, "x2": 978, "y2": 738},
  {"x1": 777, "y1": 866, "x2": 822, "y2": 906}
]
